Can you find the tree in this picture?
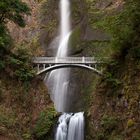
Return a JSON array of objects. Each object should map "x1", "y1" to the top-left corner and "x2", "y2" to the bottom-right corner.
[
  {"x1": 0, "y1": 0, "x2": 30, "y2": 27},
  {"x1": 0, "y1": 0, "x2": 30, "y2": 53}
]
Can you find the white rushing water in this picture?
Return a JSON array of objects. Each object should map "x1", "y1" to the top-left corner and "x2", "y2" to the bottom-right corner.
[
  {"x1": 56, "y1": 112, "x2": 84, "y2": 140},
  {"x1": 46, "y1": 0, "x2": 71, "y2": 112},
  {"x1": 46, "y1": 1, "x2": 85, "y2": 140}
]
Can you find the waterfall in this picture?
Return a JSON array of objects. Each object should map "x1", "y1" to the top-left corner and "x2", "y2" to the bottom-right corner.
[
  {"x1": 46, "y1": 0, "x2": 71, "y2": 112},
  {"x1": 45, "y1": 0, "x2": 85, "y2": 140},
  {"x1": 56, "y1": 113, "x2": 84, "y2": 140},
  {"x1": 55, "y1": 114, "x2": 72, "y2": 140},
  {"x1": 67, "y1": 113, "x2": 84, "y2": 140}
]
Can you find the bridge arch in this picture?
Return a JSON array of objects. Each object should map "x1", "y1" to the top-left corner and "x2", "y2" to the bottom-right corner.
[{"x1": 37, "y1": 64, "x2": 103, "y2": 76}]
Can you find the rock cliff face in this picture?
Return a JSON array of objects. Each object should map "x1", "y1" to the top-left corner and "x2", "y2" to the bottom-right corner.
[
  {"x1": 85, "y1": 0, "x2": 140, "y2": 140},
  {"x1": 37, "y1": 0, "x2": 115, "y2": 112},
  {"x1": 0, "y1": 1, "x2": 56, "y2": 139},
  {"x1": 86, "y1": 50, "x2": 140, "y2": 140},
  {"x1": 8, "y1": 0, "x2": 40, "y2": 43},
  {"x1": 7, "y1": 0, "x2": 124, "y2": 112},
  {"x1": 4, "y1": 0, "x2": 140, "y2": 140}
]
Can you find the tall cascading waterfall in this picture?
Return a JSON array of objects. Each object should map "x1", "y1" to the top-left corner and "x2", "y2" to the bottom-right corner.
[
  {"x1": 46, "y1": 0, "x2": 85, "y2": 140},
  {"x1": 46, "y1": 0, "x2": 71, "y2": 112}
]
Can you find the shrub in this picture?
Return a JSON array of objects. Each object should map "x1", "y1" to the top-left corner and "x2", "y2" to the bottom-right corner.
[
  {"x1": 105, "y1": 71, "x2": 121, "y2": 88},
  {"x1": 96, "y1": 132, "x2": 107, "y2": 140},
  {"x1": 101, "y1": 115, "x2": 118, "y2": 132},
  {"x1": 15, "y1": 68, "x2": 35, "y2": 81},
  {"x1": 127, "y1": 119, "x2": 135, "y2": 128},
  {"x1": 7, "y1": 46, "x2": 35, "y2": 82},
  {"x1": 34, "y1": 106, "x2": 58, "y2": 139}
]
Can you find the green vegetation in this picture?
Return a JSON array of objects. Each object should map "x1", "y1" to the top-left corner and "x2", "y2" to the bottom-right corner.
[
  {"x1": 86, "y1": 0, "x2": 140, "y2": 140},
  {"x1": 94, "y1": 115, "x2": 120, "y2": 140},
  {"x1": 127, "y1": 119, "x2": 135, "y2": 128},
  {"x1": 0, "y1": 0, "x2": 30, "y2": 51},
  {"x1": 34, "y1": 106, "x2": 58, "y2": 140},
  {"x1": 0, "y1": 1, "x2": 46, "y2": 139},
  {"x1": 8, "y1": 46, "x2": 35, "y2": 81},
  {"x1": 0, "y1": 107, "x2": 16, "y2": 130},
  {"x1": 0, "y1": 0, "x2": 35, "y2": 82},
  {"x1": 96, "y1": 0, "x2": 140, "y2": 51},
  {"x1": 0, "y1": 0, "x2": 140, "y2": 139},
  {"x1": 101, "y1": 115, "x2": 118, "y2": 132},
  {"x1": 0, "y1": 0, "x2": 30, "y2": 26}
]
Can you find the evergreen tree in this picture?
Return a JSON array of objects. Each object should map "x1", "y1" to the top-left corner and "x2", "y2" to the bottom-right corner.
[
  {"x1": 0, "y1": 0, "x2": 30, "y2": 27},
  {"x1": 0, "y1": 0, "x2": 30, "y2": 52}
]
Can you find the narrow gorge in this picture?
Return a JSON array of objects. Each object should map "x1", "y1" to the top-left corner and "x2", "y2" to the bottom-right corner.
[{"x1": 0, "y1": 0, "x2": 140, "y2": 140}]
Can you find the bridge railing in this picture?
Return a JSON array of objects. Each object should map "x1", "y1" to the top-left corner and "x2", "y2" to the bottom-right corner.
[{"x1": 33, "y1": 57, "x2": 101, "y2": 64}]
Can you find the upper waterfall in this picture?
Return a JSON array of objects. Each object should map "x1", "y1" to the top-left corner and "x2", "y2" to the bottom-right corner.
[
  {"x1": 57, "y1": 0, "x2": 71, "y2": 57},
  {"x1": 46, "y1": 0, "x2": 71, "y2": 112},
  {"x1": 59, "y1": 0, "x2": 71, "y2": 43}
]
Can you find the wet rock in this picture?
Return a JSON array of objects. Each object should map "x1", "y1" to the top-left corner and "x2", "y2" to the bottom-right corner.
[
  {"x1": 95, "y1": 0, "x2": 113, "y2": 9},
  {"x1": 84, "y1": 26, "x2": 111, "y2": 41}
]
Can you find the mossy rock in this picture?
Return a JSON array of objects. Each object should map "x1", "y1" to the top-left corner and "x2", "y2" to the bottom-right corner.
[{"x1": 69, "y1": 26, "x2": 82, "y2": 54}]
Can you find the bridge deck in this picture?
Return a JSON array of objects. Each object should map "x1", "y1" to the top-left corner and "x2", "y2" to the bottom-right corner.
[{"x1": 33, "y1": 57, "x2": 101, "y2": 64}]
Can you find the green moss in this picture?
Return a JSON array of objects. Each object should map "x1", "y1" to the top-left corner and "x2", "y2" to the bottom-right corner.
[
  {"x1": 127, "y1": 119, "x2": 135, "y2": 128},
  {"x1": 69, "y1": 26, "x2": 82, "y2": 52}
]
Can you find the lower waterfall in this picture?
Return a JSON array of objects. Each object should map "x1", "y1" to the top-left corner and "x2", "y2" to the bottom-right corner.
[{"x1": 55, "y1": 112, "x2": 84, "y2": 140}]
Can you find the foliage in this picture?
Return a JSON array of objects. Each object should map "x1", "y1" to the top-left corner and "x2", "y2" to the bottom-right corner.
[
  {"x1": 127, "y1": 119, "x2": 135, "y2": 128},
  {"x1": 0, "y1": 0, "x2": 30, "y2": 54},
  {"x1": 15, "y1": 68, "x2": 35, "y2": 82},
  {"x1": 0, "y1": 0, "x2": 30, "y2": 27},
  {"x1": 86, "y1": 0, "x2": 140, "y2": 140},
  {"x1": 103, "y1": 59, "x2": 122, "y2": 91},
  {"x1": 96, "y1": 132, "x2": 107, "y2": 140},
  {"x1": 0, "y1": 23, "x2": 11, "y2": 55},
  {"x1": 22, "y1": 131, "x2": 32, "y2": 140},
  {"x1": 7, "y1": 46, "x2": 35, "y2": 82},
  {"x1": 101, "y1": 115, "x2": 118, "y2": 132},
  {"x1": 0, "y1": 0, "x2": 30, "y2": 74},
  {"x1": 94, "y1": 115, "x2": 120, "y2": 140},
  {"x1": 0, "y1": 107, "x2": 16, "y2": 130},
  {"x1": 34, "y1": 106, "x2": 58, "y2": 139},
  {"x1": 105, "y1": 71, "x2": 121, "y2": 88},
  {"x1": 95, "y1": 0, "x2": 140, "y2": 52}
]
